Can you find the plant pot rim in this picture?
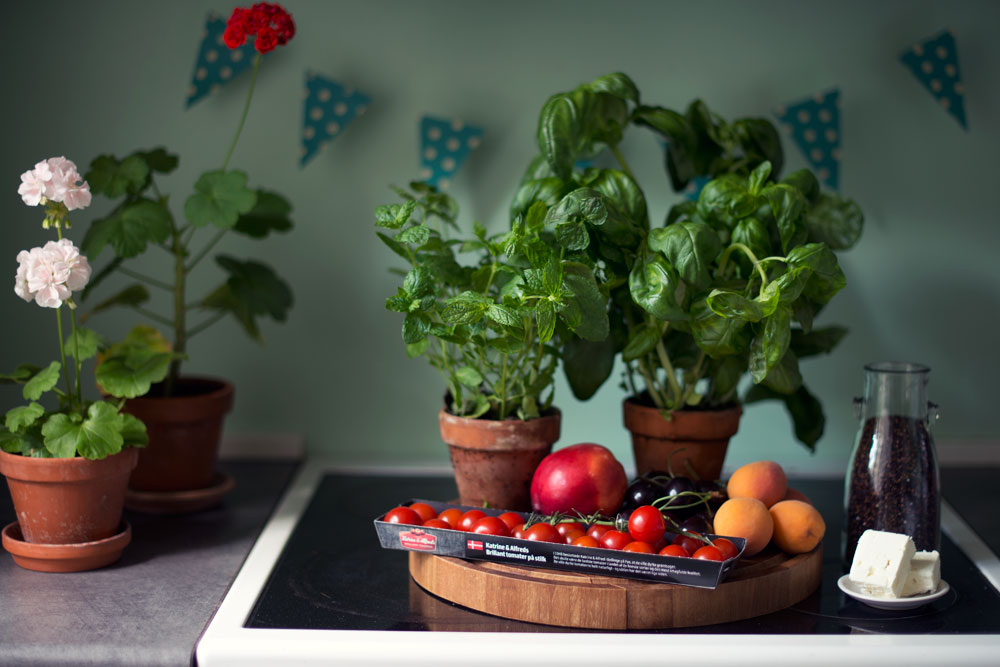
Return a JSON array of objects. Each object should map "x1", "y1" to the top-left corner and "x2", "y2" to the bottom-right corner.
[
  {"x1": 128, "y1": 375, "x2": 234, "y2": 403},
  {"x1": 2, "y1": 520, "x2": 131, "y2": 572},
  {"x1": 438, "y1": 406, "x2": 562, "y2": 424},
  {"x1": 624, "y1": 394, "x2": 742, "y2": 415},
  {"x1": 0, "y1": 446, "x2": 139, "y2": 483}
]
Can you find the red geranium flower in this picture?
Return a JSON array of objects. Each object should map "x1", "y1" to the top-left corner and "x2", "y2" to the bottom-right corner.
[{"x1": 224, "y1": 2, "x2": 294, "y2": 54}]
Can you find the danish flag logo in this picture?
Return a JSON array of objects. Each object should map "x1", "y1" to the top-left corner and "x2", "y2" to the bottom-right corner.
[{"x1": 467, "y1": 539, "x2": 484, "y2": 550}]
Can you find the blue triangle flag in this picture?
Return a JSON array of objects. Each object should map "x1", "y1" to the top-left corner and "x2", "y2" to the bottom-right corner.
[
  {"x1": 185, "y1": 13, "x2": 256, "y2": 108},
  {"x1": 418, "y1": 116, "x2": 483, "y2": 189},
  {"x1": 301, "y1": 73, "x2": 371, "y2": 167},
  {"x1": 900, "y1": 29, "x2": 967, "y2": 130},
  {"x1": 683, "y1": 175, "x2": 711, "y2": 201},
  {"x1": 774, "y1": 89, "x2": 841, "y2": 191}
]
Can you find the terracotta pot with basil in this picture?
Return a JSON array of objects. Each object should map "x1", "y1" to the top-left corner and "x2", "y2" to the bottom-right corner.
[
  {"x1": 375, "y1": 184, "x2": 610, "y2": 510},
  {"x1": 512, "y1": 73, "x2": 865, "y2": 476}
]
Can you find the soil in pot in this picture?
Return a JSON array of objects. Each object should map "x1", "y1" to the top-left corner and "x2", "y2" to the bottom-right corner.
[
  {"x1": 440, "y1": 408, "x2": 561, "y2": 512},
  {"x1": 624, "y1": 396, "x2": 742, "y2": 482}
]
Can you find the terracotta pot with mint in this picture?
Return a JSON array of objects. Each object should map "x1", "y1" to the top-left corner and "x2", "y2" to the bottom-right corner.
[
  {"x1": 1, "y1": 157, "x2": 151, "y2": 572},
  {"x1": 76, "y1": 3, "x2": 297, "y2": 513},
  {"x1": 375, "y1": 181, "x2": 609, "y2": 511},
  {"x1": 511, "y1": 73, "x2": 865, "y2": 480}
]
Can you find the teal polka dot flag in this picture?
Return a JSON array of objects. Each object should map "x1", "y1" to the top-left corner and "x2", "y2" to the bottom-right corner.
[
  {"x1": 900, "y1": 29, "x2": 967, "y2": 130},
  {"x1": 185, "y1": 13, "x2": 256, "y2": 108},
  {"x1": 774, "y1": 89, "x2": 841, "y2": 191},
  {"x1": 301, "y1": 73, "x2": 371, "y2": 167},
  {"x1": 683, "y1": 176, "x2": 711, "y2": 201},
  {"x1": 419, "y1": 116, "x2": 483, "y2": 189}
]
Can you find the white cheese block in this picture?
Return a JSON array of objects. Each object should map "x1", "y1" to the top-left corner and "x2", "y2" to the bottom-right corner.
[
  {"x1": 849, "y1": 529, "x2": 916, "y2": 598},
  {"x1": 901, "y1": 550, "x2": 941, "y2": 597}
]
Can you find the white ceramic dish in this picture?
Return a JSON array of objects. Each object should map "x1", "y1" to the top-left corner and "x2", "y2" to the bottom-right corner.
[{"x1": 837, "y1": 574, "x2": 950, "y2": 610}]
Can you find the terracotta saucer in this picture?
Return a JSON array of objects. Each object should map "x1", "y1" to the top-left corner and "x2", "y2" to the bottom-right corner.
[
  {"x1": 124, "y1": 471, "x2": 235, "y2": 514},
  {"x1": 2, "y1": 521, "x2": 131, "y2": 573}
]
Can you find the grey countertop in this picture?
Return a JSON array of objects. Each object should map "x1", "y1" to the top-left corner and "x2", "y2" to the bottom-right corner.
[{"x1": 0, "y1": 459, "x2": 299, "y2": 667}]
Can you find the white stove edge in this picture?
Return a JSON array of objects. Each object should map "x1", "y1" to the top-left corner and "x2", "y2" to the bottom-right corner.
[{"x1": 195, "y1": 457, "x2": 1000, "y2": 667}]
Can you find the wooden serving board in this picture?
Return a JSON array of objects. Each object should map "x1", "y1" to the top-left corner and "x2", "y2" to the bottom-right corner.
[{"x1": 409, "y1": 543, "x2": 823, "y2": 629}]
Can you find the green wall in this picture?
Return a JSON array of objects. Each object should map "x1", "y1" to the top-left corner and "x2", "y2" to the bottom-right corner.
[{"x1": 2, "y1": 1, "x2": 998, "y2": 476}]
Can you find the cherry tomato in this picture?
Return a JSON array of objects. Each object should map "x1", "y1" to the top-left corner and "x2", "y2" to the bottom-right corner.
[
  {"x1": 692, "y1": 545, "x2": 725, "y2": 561},
  {"x1": 384, "y1": 507, "x2": 422, "y2": 525},
  {"x1": 512, "y1": 523, "x2": 528, "y2": 539},
  {"x1": 555, "y1": 521, "x2": 585, "y2": 538},
  {"x1": 659, "y1": 544, "x2": 690, "y2": 558},
  {"x1": 627, "y1": 505, "x2": 666, "y2": 545},
  {"x1": 562, "y1": 527, "x2": 587, "y2": 544},
  {"x1": 622, "y1": 541, "x2": 655, "y2": 553},
  {"x1": 438, "y1": 508, "x2": 464, "y2": 529},
  {"x1": 525, "y1": 523, "x2": 562, "y2": 543},
  {"x1": 586, "y1": 524, "x2": 612, "y2": 541},
  {"x1": 497, "y1": 512, "x2": 525, "y2": 532},
  {"x1": 408, "y1": 502, "x2": 438, "y2": 523},
  {"x1": 472, "y1": 516, "x2": 511, "y2": 537},
  {"x1": 422, "y1": 518, "x2": 450, "y2": 529},
  {"x1": 712, "y1": 537, "x2": 739, "y2": 560},
  {"x1": 672, "y1": 532, "x2": 706, "y2": 554},
  {"x1": 571, "y1": 535, "x2": 599, "y2": 548},
  {"x1": 458, "y1": 510, "x2": 487, "y2": 532},
  {"x1": 599, "y1": 529, "x2": 632, "y2": 550}
]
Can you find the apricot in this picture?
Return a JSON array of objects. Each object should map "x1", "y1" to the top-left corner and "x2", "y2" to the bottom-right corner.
[
  {"x1": 712, "y1": 497, "x2": 773, "y2": 557},
  {"x1": 783, "y1": 486, "x2": 812, "y2": 505},
  {"x1": 769, "y1": 500, "x2": 826, "y2": 554},
  {"x1": 726, "y1": 460, "x2": 787, "y2": 508}
]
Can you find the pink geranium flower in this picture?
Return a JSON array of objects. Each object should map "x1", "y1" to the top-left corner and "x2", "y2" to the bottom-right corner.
[
  {"x1": 17, "y1": 156, "x2": 91, "y2": 211},
  {"x1": 13, "y1": 238, "x2": 91, "y2": 308}
]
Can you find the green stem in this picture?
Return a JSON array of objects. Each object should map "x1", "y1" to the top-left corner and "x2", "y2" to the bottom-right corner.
[
  {"x1": 654, "y1": 323, "x2": 683, "y2": 408},
  {"x1": 185, "y1": 229, "x2": 227, "y2": 273},
  {"x1": 637, "y1": 356, "x2": 665, "y2": 409},
  {"x1": 185, "y1": 311, "x2": 227, "y2": 339},
  {"x1": 117, "y1": 266, "x2": 174, "y2": 292},
  {"x1": 129, "y1": 305, "x2": 173, "y2": 329},
  {"x1": 679, "y1": 351, "x2": 706, "y2": 406},
  {"x1": 222, "y1": 52, "x2": 262, "y2": 171},
  {"x1": 610, "y1": 145, "x2": 639, "y2": 184},
  {"x1": 718, "y1": 242, "x2": 769, "y2": 287},
  {"x1": 69, "y1": 307, "x2": 83, "y2": 404},
  {"x1": 55, "y1": 308, "x2": 73, "y2": 411}
]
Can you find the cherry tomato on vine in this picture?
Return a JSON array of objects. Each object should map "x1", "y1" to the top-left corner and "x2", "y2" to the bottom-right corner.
[
  {"x1": 587, "y1": 524, "x2": 612, "y2": 541},
  {"x1": 692, "y1": 545, "x2": 725, "y2": 561},
  {"x1": 672, "y1": 532, "x2": 706, "y2": 554},
  {"x1": 659, "y1": 544, "x2": 690, "y2": 558},
  {"x1": 712, "y1": 537, "x2": 739, "y2": 560},
  {"x1": 525, "y1": 523, "x2": 562, "y2": 543},
  {"x1": 572, "y1": 535, "x2": 599, "y2": 548},
  {"x1": 408, "y1": 502, "x2": 438, "y2": 523},
  {"x1": 599, "y1": 529, "x2": 633, "y2": 551},
  {"x1": 627, "y1": 505, "x2": 666, "y2": 545},
  {"x1": 472, "y1": 516, "x2": 511, "y2": 537},
  {"x1": 497, "y1": 512, "x2": 524, "y2": 532},
  {"x1": 512, "y1": 523, "x2": 528, "y2": 539},
  {"x1": 555, "y1": 521, "x2": 585, "y2": 538},
  {"x1": 458, "y1": 510, "x2": 487, "y2": 532},
  {"x1": 561, "y1": 527, "x2": 587, "y2": 544},
  {"x1": 384, "y1": 507, "x2": 422, "y2": 525},
  {"x1": 438, "y1": 508, "x2": 463, "y2": 529},
  {"x1": 622, "y1": 541, "x2": 655, "y2": 554},
  {"x1": 422, "y1": 518, "x2": 450, "y2": 529}
]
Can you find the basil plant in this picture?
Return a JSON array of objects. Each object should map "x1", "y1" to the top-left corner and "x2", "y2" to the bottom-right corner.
[
  {"x1": 511, "y1": 72, "x2": 863, "y2": 449},
  {"x1": 376, "y1": 182, "x2": 609, "y2": 420}
]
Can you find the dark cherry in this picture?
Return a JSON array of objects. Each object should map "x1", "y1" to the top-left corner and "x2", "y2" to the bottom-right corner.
[
  {"x1": 679, "y1": 514, "x2": 711, "y2": 535},
  {"x1": 621, "y1": 477, "x2": 667, "y2": 512}
]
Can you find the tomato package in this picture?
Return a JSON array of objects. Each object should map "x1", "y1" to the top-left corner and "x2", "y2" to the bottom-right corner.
[{"x1": 374, "y1": 499, "x2": 746, "y2": 589}]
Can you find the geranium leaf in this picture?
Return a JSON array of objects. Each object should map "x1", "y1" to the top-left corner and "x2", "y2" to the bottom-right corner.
[
  {"x1": 82, "y1": 198, "x2": 172, "y2": 259},
  {"x1": 23, "y1": 362, "x2": 61, "y2": 401},
  {"x1": 184, "y1": 169, "x2": 258, "y2": 229},
  {"x1": 233, "y1": 190, "x2": 293, "y2": 238},
  {"x1": 95, "y1": 349, "x2": 173, "y2": 399},
  {"x1": 81, "y1": 284, "x2": 150, "y2": 322},
  {"x1": 5, "y1": 403, "x2": 44, "y2": 433},
  {"x1": 201, "y1": 256, "x2": 294, "y2": 342},
  {"x1": 63, "y1": 327, "x2": 103, "y2": 362},
  {"x1": 85, "y1": 153, "x2": 150, "y2": 198}
]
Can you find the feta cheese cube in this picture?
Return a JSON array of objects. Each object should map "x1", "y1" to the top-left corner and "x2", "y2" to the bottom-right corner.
[
  {"x1": 901, "y1": 550, "x2": 941, "y2": 597},
  {"x1": 849, "y1": 529, "x2": 916, "y2": 598}
]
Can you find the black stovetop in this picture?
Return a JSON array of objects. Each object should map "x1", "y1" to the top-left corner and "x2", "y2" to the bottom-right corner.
[{"x1": 245, "y1": 471, "x2": 1000, "y2": 634}]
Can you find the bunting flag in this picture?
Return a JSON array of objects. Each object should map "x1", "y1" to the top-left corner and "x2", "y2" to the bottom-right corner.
[
  {"x1": 185, "y1": 13, "x2": 257, "y2": 108},
  {"x1": 900, "y1": 29, "x2": 967, "y2": 130},
  {"x1": 683, "y1": 176, "x2": 711, "y2": 201},
  {"x1": 418, "y1": 116, "x2": 483, "y2": 189},
  {"x1": 300, "y1": 72, "x2": 371, "y2": 167},
  {"x1": 774, "y1": 89, "x2": 842, "y2": 191}
]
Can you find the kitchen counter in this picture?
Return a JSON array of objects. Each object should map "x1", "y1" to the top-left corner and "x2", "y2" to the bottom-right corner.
[
  {"x1": 1, "y1": 462, "x2": 997, "y2": 666},
  {"x1": 0, "y1": 459, "x2": 299, "y2": 667}
]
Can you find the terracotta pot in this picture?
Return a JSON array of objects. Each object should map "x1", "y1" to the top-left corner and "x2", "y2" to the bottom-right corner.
[
  {"x1": 623, "y1": 397, "x2": 742, "y2": 482},
  {"x1": 439, "y1": 409, "x2": 561, "y2": 511},
  {"x1": 122, "y1": 376, "x2": 234, "y2": 492},
  {"x1": 0, "y1": 447, "x2": 138, "y2": 544}
]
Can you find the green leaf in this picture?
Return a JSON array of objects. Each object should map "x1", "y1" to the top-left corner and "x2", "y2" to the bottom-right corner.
[
  {"x1": 82, "y1": 198, "x2": 172, "y2": 259},
  {"x1": 731, "y1": 217, "x2": 772, "y2": 272},
  {"x1": 0, "y1": 364, "x2": 41, "y2": 385},
  {"x1": 401, "y1": 312, "x2": 432, "y2": 344},
  {"x1": 374, "y1": 201, "x2": 417, "y2": 229},
  {"x1": 763, "y1": 183, "x2": 808, "y2": 253},
  {"x1": 510, "y1": 178, "x2": 567, "y2": 221},
  {"x1": 561, "y1": 263, "x2": 609, "y2": 342},
  {"x1": 95, "y1": 348, "x2": 172, "y2": 399},
  {"x1": 781, "y1": 169, "x2": 820, "y2": 203},
  {"x1": 749, "y1": 304, "x2": 792, "y2": 383},
  {"x1": 804, "y1": 192, "x2": 864, "y2": 250},
  {"x1": 587, "y1": 72, "x2": 639, "y2": 105},
  {"x1": 747, "y1": 161, "x2": 772, "y2": 194},
  {"x1": 405, "y1": 339, "x2": 430, "y2": 358},
  {"x1": 761, "y1": 349, "x2": 803, "y2": 394},
  {"x1": 441, "y1": 292, "x2": 489, "y2": 325},
  {"x1": 791, "y1": 325, "x2": 847, "y2": 357},
  {"x1": 233, "y1": 191, "x2": 293, "y2": 238},
  {"x1": 561, "y1": 335, "x2": 616, "y2": 400},
  {"x1": 629, "y1": 250, "x2": 686, "y2": 321},
  {"x1": 536, "y1": 299, "x2": 557, "y2": 343},
  {"x1": 588, "y1": 169, "x2": 648, "y2": 239},
  {"x1": 555, "y1": 220, "x2": 590, "y2": 251},
  {"x1": 376, "y1": 231, "x2": 409, "y2": 261},
  {"x1": 622, "y1": 324, "x2": 660, "y2": 362},
  {"x1": 707, "y1": 282, "x2": 780, "y2": 323},
  {"x1": 119, "y1": 412, "x2": 148, "y2": 448},
  {"x1": 455, "y1": 366, "x2": 484, "y2": 388},
  {"x1": 632, "y1": 105, "x2": 697, "y2": 190},
  {"x1": 786, "y1": 243, "x2": 846, "y2": 304},
  {"x1": 731, "y1": 119, "x2": 785, "y2": 176},
  {"x1": 0, "y1": 425, "x2": 44, "y2": 456},
  {"x1": 80, "y1": 284, "x2": 150, "y2": 323},
  {"x1": 184, "y1": 169, "x2": 258, "y2": 229},
  {"x1": 397, "y1": 224, "x2": 431, "y2": 246},
  {"x1": 202, "y1": 256, "x2": 294, "y2": 341},
  {"x1": 403, "y1": 267, "x2": 434, "y2": 298},
  {"x1": 42, "y1": 401, "x2": 125, "y2": 460},
  {"x1": 648, "y1": 222, "x2": 721, "y2": 290},
  {"x1": 138, "y1": 148, "x2": 179, "y2": 174},
  {"x1": 689, "y1": 298, "x2": 751, "y2": 358},
  {"x1": 23, "y1": 362, "x2": 60, "y2": 401},
  {"x1": 62, "y1": 327, "x2": 102, "y2": 362},
  {"x1": 85, "y1": 153, "x2": 150, "y2": 197},
  {"x1": 5, "y1": 403, "x2": 44, "y2": 433},
  {"x1": 486, "y1": 304, "x2": 520, "y2": 328},
  {"x1": 537, "y1": 92, "x2": 583, "y2": 180}
]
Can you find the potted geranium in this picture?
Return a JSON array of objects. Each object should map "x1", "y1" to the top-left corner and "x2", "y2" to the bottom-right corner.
[
  {"x1": 512, "y1": 73, "x2": 864, "y2": 480},
  {"x1": 76, "y1": 3, "x2": 296, "y2": 511},
  {"x1": 0, "y1": 158, "x2": 153, "y2": 572},
  {"x1": 375, "y1": 182, "x2": 610, "y2": 510}
]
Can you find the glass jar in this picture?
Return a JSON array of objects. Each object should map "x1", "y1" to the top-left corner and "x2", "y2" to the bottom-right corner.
[{"x1": 843, "y1": 361, "x2": 940, "y2": 565}]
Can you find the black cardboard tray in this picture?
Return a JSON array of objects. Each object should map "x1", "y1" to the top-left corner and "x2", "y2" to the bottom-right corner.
[{"x1": 374, "y1": 498, "x2": 746, "y2": 589}]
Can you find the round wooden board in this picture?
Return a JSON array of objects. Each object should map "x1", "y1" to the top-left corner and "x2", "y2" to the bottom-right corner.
[{"x1": 409, "y1": 543, "x2": 823, "y2": 629}]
